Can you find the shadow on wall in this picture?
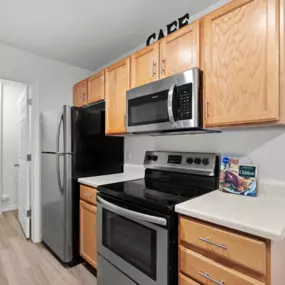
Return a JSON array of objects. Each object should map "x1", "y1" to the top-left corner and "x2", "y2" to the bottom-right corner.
[{"x1": 153, "y1": 126, "x2": 285, "y2": 181}]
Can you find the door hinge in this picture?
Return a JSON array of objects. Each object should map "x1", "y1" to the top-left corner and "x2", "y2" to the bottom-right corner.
[
  {"x1": 27, "y1": 209, "x2": 31, "y2": 217},
  {"x1": 27, "y1": 154, "x2": 32, "y2": 161},
  {"x1": 28, "y1": 98, "x2": 32, "y2": 105}
]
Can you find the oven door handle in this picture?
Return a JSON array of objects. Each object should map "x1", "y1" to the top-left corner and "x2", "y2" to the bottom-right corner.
[
  {"x1": 97, "y1": 196, "x2": 167, "y2": 226},
  {"x1": 168, "y1": 81, "x2": 177, "y2": 127}
]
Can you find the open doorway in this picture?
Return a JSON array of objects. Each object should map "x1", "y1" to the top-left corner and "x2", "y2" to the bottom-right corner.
[{"x1": 0, "y1": 79, "x2": 32, "y2": 238}]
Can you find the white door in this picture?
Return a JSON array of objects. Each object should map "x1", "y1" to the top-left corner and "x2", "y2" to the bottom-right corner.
[{"x1": 17, "y1": 86, "x2": 31, "y2": 238}]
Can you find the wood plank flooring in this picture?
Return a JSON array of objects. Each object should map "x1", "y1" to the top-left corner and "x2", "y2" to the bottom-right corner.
[{"x1": 0, "y1": 211, "x2": 97, "y2": 285}]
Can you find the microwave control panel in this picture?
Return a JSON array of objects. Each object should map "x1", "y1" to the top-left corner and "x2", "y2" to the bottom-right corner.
[{"x1": 178, "y1": 84, "x2": 192, "y2": 120}]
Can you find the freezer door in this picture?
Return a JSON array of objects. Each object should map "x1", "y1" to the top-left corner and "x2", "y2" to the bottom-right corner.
[
  {"x1": 41, "y1": 105, "x2": 72, "y2": 154},
  {"x1": 63, "y1": 105, "x2": 72, "y2": 154},
  {"x1": 41, "y1": 153, "x2": 73, "y2": 263},
  {"x1": 41, "y1": 108, "x2": 63, "y2": 153}
]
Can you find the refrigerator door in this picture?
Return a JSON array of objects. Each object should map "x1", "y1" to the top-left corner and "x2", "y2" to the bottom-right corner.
[
  {"x1": 41, "y1": 152, "x2": 65, "y2": 260},
  {"x1": 41, "y1": 152, "x2": 73, "y2": 263}
]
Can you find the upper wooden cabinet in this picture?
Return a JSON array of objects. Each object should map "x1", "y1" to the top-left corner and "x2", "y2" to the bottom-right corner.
[
  {"x1": 73, "y1": 79, "x2": 88, "y2": 107},
  {"x1": 105, "y1": 57, "x2": 130, "y2": 135},
  {"x1": 160, "y1": 20, "x2": 200, "y2": 79},
  {"x1": 204, "y1": 0, "x2": 280, "y2": 127},
  {"x1": 88, "y1": 71, "x2": 105, "y2": 104},
  {"x1": 131, "y1": 43, "x2": 159, "y2": 88}
]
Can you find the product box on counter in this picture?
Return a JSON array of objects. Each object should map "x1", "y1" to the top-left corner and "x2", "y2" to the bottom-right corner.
[{"x1": 220, "y1": 156, "x2": 257, "y2": 197}]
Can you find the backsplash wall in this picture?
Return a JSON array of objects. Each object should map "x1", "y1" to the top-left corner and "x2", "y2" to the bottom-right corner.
[{"x1": 125, "y1": 126, "x2": 285, "y2": 182}]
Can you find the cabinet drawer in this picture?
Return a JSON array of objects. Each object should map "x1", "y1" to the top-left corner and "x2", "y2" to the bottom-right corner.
[
  {"x1": 179, "y1": 217, "x2": 266, "y2": 276},
  {"x1": 80, "y1": 185, "x2": 97, "y2": 205},
  {"x1": 179, "y1": 246, "x2": 264, "y2": 285},
  {"x1": 179, "y1": 273, "x2": 200, "y2": 285}
]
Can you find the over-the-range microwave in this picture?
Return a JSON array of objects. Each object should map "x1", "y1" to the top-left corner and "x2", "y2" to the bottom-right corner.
[{"x1": 126, "y1": 68, "x2": 216, "y2": 135}]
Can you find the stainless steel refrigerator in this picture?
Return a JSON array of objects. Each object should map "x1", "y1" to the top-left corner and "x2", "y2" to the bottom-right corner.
[{"x1": 41, "y1": 104, "x2": 124, "y2": 264}]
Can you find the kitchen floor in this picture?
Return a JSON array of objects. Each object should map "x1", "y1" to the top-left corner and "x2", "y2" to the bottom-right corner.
[{"x1": 0, "y1": 211, "x2": 97, "y2": 285}]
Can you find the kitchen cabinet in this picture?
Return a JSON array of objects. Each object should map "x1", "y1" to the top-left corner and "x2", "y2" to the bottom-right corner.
[
  {"x1": 131, "y1": 21, "x2": 200, "y2": 88},
  {"x1": 73, "y1": 79, "x2": 88, "y2": 107},
  {"x1": 105, "y1": 57, "x2": 130, "y2": 135},
  {"x1": 131, "y1": 42, "x2": 159, "y2": 88},
  {"x1": 160, "y1": 20, "x2": 200, "y2": 79},
  {"x1": 179, "y1": 273, "x2": 200, "y2": 285},
  {"x1": 80, "y1": 185, "x2": 97, "y2": 269},
  {"x1": 178, "y1": 216, "x2": 270, "y2": 284},
  {"x1": 180, "y1": 247, "x2": 264, "y2": 285},
  {"x1": 204, "y1": 0, "x2": 280, "y2": 127},
  {"x1": 88, "y1": 70, "x2": 105, "y2": 104}
]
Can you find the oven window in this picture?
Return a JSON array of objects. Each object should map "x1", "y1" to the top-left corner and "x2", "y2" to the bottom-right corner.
[
  {"x1": 102, "y1": 209, "x2": 157, "y2": 280},
  {"x1": 128, "y1": 90, "x2": 169, "y2": 126}
]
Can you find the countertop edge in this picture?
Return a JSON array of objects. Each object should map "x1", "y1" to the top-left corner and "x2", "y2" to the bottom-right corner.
[{"x1": 175, "y1": 206, "x2": 284, "y2": 241}]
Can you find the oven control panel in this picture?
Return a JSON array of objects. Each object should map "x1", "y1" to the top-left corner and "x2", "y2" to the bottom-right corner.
[{"x1": 144, "y1": 151, "x2": 219, "y2": 176}]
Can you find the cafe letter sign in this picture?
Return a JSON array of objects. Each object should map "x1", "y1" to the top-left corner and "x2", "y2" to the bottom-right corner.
[{"x1": 146, "y1": 13, "x2": 190, "y2": 46}]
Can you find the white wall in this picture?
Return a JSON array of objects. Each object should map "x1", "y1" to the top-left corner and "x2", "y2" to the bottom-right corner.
[
  {"x1": 1, "y1": 80, "x2": 27, "y2": 211},
  {"x1": 0, "y1": 43, "x2": 91, "y2": 112},
  {"x1": 0, "y1": 42, "x2": 91, "y2": 241},
  {"x1": 125, "y1": 127, "x2": 285, "y2": 183}
]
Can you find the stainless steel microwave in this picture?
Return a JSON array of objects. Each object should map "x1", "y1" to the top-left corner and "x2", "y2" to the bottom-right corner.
[{"x1": 126, "y1": 68, "x2": 201, "y2": 134}]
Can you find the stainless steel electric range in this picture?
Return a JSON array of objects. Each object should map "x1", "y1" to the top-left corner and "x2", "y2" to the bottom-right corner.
[{"x1": 97, "y1": 151, "x2": 220, "y2": 285}]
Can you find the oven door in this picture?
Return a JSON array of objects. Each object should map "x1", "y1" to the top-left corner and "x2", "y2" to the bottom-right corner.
[{"x1": 97, "y1": 195, "x2": 169, "y2": 285}]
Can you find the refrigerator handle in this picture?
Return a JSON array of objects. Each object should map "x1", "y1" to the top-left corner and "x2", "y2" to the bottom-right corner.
[{"x1": 56, "y1": 114, "x2": 64, "y2": 195}]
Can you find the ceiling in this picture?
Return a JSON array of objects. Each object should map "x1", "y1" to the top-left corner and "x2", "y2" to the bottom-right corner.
[{"x1": 0, "y1": 0, "x2": 219, "y2": 71}]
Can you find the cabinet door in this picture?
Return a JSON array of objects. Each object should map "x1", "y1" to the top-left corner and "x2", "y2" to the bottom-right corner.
[
  {"x1": 160, "y1": 20, "x2": 200, "y2": 79},
  {"x1": 105, "y1": 58, "x2": 130, "y2": 135},
  {"x1": 204, "y1": 0, "x2": 279, "y2": 127},
  {"x1": 80, "y1": 200, "x2": 97, "y2": 269},
  {"x1": 131, "y1": 43, "x2": 159, "y2": 88},
  {"x1": 88, "y1": 71, "x2": 105, "y2": 104},
  {"x1": 73, "y1": 79, "x2": 88, "y2": 107}
]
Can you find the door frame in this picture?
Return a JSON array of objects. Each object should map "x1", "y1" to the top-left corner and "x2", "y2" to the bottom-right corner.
[
  {"x1": 0, "y1": 76, "x2": 40, "y2": 243},
  {"x1": 0, "y1": 81, "x2": 3, "y2": 213}
]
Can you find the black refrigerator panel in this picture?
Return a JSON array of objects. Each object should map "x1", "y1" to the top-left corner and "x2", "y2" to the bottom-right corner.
[{"x1": 72, "y1": 105, "x2": 124, "y2": 179}]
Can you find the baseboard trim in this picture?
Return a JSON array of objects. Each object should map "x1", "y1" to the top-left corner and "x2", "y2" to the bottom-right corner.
[{"x1": 2, "y1": 204, "x2": 18, "y2": 212}]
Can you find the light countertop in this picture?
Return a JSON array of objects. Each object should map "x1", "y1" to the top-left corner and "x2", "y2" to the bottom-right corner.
[
  {"x1": 78, "y1": 164, "x2": 144, "y2": 188},
  {"x1": 175, "y1": 190, "x2": 285, "y2": 241}
]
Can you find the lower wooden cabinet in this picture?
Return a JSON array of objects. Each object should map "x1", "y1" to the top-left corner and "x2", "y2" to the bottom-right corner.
[
  {"x1": 80, "y1": 200, "x2": 97, "y2": 269},
  {"x1": 178, "y1": 216, "x2": 270, "y2": 285},
  {"x1": 179, "y1": 273, "x2": 200, "y2": 285},
  {"x1": 180, "y1": 246, "x2": 264, "y2": 285}
]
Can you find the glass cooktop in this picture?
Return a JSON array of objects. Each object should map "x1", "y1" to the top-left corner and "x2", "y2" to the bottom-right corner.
[{"x1": 98, "y1": 169, "x2": 217, "y2": 214}]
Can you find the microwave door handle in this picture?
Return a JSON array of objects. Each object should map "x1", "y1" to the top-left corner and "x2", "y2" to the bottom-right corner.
[
  {"x1": 97, "y1": 196, "x2": 167, "y2": 226},
  {"x1": 168, "y1": 81, "x2": 177, "y2": 126}
]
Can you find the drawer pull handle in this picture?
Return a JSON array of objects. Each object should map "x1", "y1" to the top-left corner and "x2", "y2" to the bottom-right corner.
[
  {"x1": 84, "y1": 194, "x2": 90, "y2": 197},
  {"x1": 199, "y1": 237, "x2": 227, "y2": 250},
  {"x1": 199, "y1": 272, "x2": 224, "y2": 285}
]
